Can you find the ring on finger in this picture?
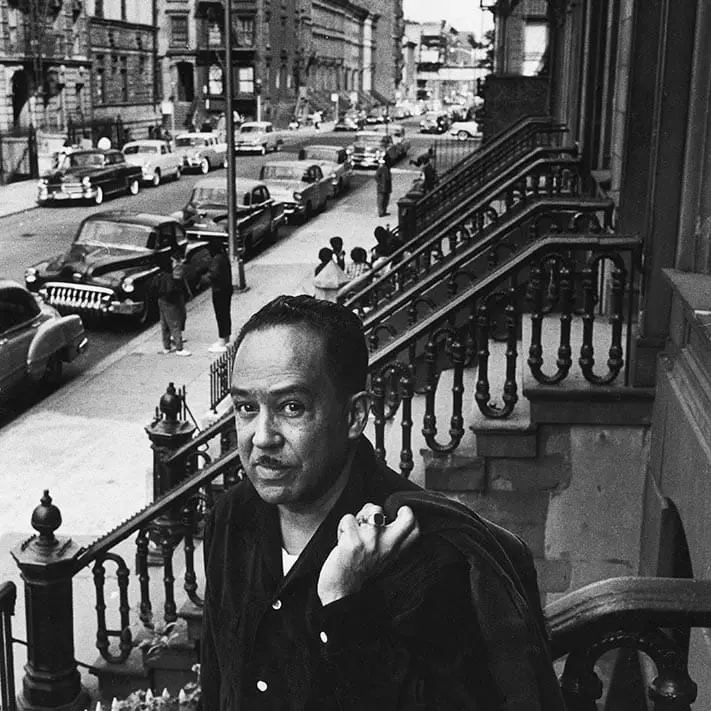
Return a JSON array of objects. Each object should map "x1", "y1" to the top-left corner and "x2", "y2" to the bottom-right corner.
[{"x1": 357, "y1": 512, "x2": 387, "y2": 528}]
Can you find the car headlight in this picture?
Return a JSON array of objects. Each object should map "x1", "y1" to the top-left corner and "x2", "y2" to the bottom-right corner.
[
  {"x1": 191, "y1": 151, "x2": 201, "y2": 160},
  {"x1": 38, "y1": 178, "x2": 48, "y2": 186},
  {"x1": 293, "y1": 191, "x2": 303, "y2": 201},
  {"x1": 122, "y1": 278, "x2": 135, "y2": 293},
  {"x1": 346, "y1": 147, "x2": 353, "y2": 155},
  {"x1": 82, "y1": 176, "x2": 91, "y2": 187},
  {"x1": 25, "y1": 267, "x2": 38, "y2": 283}
]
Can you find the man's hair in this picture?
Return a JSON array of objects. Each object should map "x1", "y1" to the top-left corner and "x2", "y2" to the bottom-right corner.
[
  {"x1": 317, "y1": 247, "x2": 333, "y2": 263},
  {"x1": 234, "y1": 295, "x2": 369, "y2": 400},
  {"x1": 350, "y1": 246, "x2": 367, "y2": 263},
  {"x1": 329, "y1": 236, "x2": 344, "y2": 251}
]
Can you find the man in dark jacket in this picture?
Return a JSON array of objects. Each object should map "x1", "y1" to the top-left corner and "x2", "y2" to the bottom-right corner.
[
  {"x1": 375, "y1": 155, "x2": 392, "y2": 216},
  {"x1": 201, "y1": 295, "x2": 564, "y2": 710},
  {"x1": 204, "y1": 239, "x2": 233, "y2": 353}
]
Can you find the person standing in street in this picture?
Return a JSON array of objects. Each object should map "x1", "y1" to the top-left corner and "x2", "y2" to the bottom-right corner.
[
  {"x1": 156, "y1": 254, "x2": 191, "y2": 357},
  {"x1": 204, "y1": 239, "x2": 233, "y2": 353},
  {"x1": 375, "y1": 155, "x2": 392, "y2": 217}
]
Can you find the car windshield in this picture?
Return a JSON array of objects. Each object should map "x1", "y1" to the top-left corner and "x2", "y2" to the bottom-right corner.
[
  {"x1": 123, "y1": 145, "x2": 158, "y2": 155},
  {"x1": 188, "y1": 186, "x2": 227, "y2": 209},
  {"x1": 75, "y1": 220, "x2": 154, "y2": 250},
  {"x1": 356, "y1": 136, "x2": 386, "y2": 147},
  {"x1": 260, "y1": 165, "x2": 306, "y2": 181},
  {"x1": 239, "y1": 126, "x2": 262, "y2": 134},
  {"x1": 304, "y1": 148, "x2": 337, "y2": 162},
  {"x1": 176, "y1": 136, "x2": 205, "y2": 147},
  {"x1": 60, "y1": 152, "x2": 105, "y2": 169}
]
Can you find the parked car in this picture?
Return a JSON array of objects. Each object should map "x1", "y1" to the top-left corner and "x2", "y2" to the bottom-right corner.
[
  {"x1": 234, "y1": 121, "x2": 283, "y2": 155},
  {"x1": 174, "y1": 132, "x2": 227, "y2": 174},
  {"x1": 347, "y1": 131, "x2": 400, "y2": 168},
  {"x1": 24, "y1": 212, "x2": 211, "y2": 327},
  {"x1": 419, "y1": 111, "x2": 451, "y2": 134},
  {"x1": 373, "y1": 124, "x2": 410, "y2": 161},
  {"x1": 449, "y1": 120, "x2": 482, "y2": 141},
  {"x1": 298, "y1": 145, "x2": 353, "y2": 196},
  {"x1": 36, "y1": 149, "x2": 142, "y2": 206},
  {"x1": 0, "y1": 280, "x2": 87, "y2": 399},
  {"x1": 364, "y1": 108, "x2": 389, "y2": 125},
  {"x1": 122, "y1": 139, "x2": 182, "y2": 186},
  {"x1": 334, "y1": 113, "x2": 364, "y2": 132},
  {"x1": 176, "y1": 177, "x2": 286, "y2": 256},
  {"x1": 258, "y1": 160, "x2": 332, "y2": 222}
]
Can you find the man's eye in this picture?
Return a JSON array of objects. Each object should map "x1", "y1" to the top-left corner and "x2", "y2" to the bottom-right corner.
[
  {"x1": 281, "y1": 401, "x2": 305, "y2": 416},
  {"x1": 234, "y1": 402, "x2": 257, "y2": 415}
]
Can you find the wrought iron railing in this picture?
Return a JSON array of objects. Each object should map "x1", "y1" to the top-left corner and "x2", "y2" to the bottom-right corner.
[
  {"x1": 365, "y1": 233, "x2": 640, "y2": 445},
  {"x1": 548, "y1": 576, "x2": 711, "y2": 710},
  {"x1": 0, "y1": 582, "x2": 17, "y2": 711},
  {"x1": 209, "y1": 340, "x2": 240, "y2": 412},
  {"x1": 345, "y1": 146, "x2": 583, "y2": 310},
  {"x1": 406, "y1": 116, "x2": 568, "y2": 240}
]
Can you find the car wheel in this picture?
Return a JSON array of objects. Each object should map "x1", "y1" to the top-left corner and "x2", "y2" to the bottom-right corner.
[
  {"x1": 457, "y1": 130, "x2": 470, "y2": 141},
  {"x1": 200, "y1": 158, "x2": 210, "y2": 174},
  {"x1": 135, "y1": 296, "x2": 158, "y2": 328},
  {"x1": 302, "y1": 202, "x2": 313, "y2": 223},
  {"x1": 337, "y1": 178, "x2": 344, "y2": 196},
  {"x1": 259, "y1": 145, "x2": 266, "y2": 156},
  {"x1": 41, "y1": 354, "x2": 63, "y2": 390},
  {"x1": 151, "y1": 170, "x2": 161, "y2": 187},
  {"x1": 94, "y1": 187, "x2": 104, "y2": 205},
  {"x1": 128, "y1": 178, "x2": 140, "y2": 196}
]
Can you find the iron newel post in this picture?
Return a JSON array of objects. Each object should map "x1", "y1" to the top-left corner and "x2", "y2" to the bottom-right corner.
[{"x1": 12, "y1": 491, "x2": 89, "y2": 711}]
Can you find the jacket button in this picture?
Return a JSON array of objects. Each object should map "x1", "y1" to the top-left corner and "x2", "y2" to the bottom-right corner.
[
  {"x1": 272, "y1": 599, "x2": 282, "y2": 610},
  {"x1": 257, "y1": 680, "x2": 268, "y2": 692},
  {"x1": 319, "y1": 631, "x2": 328, "y2": 644}
]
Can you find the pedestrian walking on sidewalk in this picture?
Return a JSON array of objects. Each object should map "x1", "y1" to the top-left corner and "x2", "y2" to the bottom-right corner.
[
  {"x1": 375, "y1": 155, "x2": 392, "y2": 217},
  {"x1": 203, "y1": 240, "x2": 233, "y2": 353},
  {"x1": 156, "y1": 255, "x2": 191, "y2": 356}
]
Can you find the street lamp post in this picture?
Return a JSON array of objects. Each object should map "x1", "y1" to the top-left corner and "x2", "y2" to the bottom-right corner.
[{"x1": 224, "y1": 0, "x2": 247, "y2": 291}]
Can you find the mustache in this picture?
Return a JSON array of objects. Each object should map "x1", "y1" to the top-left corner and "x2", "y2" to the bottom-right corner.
[{"x1": 253, "y1": 456, "x2": 288, "y2": 469}]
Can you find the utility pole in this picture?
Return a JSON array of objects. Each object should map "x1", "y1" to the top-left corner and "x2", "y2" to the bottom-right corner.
[{"x1": 225, "y1": 0, "x2": 247, "y2": 291}]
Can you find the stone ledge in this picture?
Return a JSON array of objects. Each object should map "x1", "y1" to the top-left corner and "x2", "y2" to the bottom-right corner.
[
  {"x1": 422, "y1": 449, "x2": 486, "y2": 492},
  {"x1": 473, "y1": 425, "x2": 538, "y2": 458},
  {"x1": 534, "y1": 557, "x2": 572, "y2": 594}
]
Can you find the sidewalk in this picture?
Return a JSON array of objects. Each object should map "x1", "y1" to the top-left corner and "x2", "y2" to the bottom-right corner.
[{"x1": 0, "y1": 161, "x2": 416, "y2": 541}]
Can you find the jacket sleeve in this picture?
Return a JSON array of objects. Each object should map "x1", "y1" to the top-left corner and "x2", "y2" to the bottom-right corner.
[
  {"x1": 316, "y1": 540, "x2": 495, "y2": 710},
  {"x1": 200, "y1": 511, "x2": 222, "y2": 711}
]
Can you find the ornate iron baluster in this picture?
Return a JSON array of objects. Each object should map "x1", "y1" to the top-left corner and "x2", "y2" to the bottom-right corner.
[
  {"x1": 160, "y1": 528, "x2": 178, "y2": 624},
  {"x1": 579, "y1": 255, "x2": 627, "y2": 385},
  {"x1": 371, "y1": 374, "x2": 386, "y2": 461},
  {"x1": 421, "y1": 336, "x2": 439, "y2": 446},
  {"x1": 181, "y1": 499, "x2": 203, "y2": 607},
  {"x1": 474, "y1": 302, "x2": 492, "y2": 416},
  {"x1": 527, "y1": 263, "x2": 545, "y2": 380},
  {"x1": 399, "y1": 372, "x2": 414, "y2": 478},
  {"x1": 93, "y1": 554, "x2": 132, "y2": 663},
  {"x1": 135, "y1": 528, "x2": 152, "y2": 627}
]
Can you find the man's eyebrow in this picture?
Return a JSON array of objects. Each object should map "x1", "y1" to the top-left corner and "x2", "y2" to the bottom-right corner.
[{"x1": 230, "y1": 384, "x2": 313, "y2": 398}]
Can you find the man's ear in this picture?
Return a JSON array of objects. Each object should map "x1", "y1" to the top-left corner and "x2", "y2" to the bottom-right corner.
[{"x1": 346, "y1": 391, "x2": 370, "y2": 440}]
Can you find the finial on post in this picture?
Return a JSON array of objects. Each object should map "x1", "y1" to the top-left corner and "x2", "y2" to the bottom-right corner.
[
  {"x1": 31, "y1": 489, "x2": 62, "y2": 547},
  {"x1": 159, "y1": 382, "x2": 181, "y2": 423}
]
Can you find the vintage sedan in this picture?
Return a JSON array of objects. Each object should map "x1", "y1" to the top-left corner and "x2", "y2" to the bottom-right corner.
[
  {"x1": 176, "y1": 177, "x2": 286, "y2": 256},
  {"x1": 373, "y1": 124, "x2": 410, "y2": 161},
  {"x1": 298, "y1": 145, "x2": 353, "y2": 196},
  {"x1": 0, "y1": 279, "x2": 87, "y2": 399},
  {"x1": 347, "y1": 131, "x2": 400, "y2": 169},
  {"x1": 174, "y1": 132, "x2": 227, "y2": 174},
  {"x1": 419, "y1": 111, "x2": 451, "y2": 134},
  {"x1": 234, "y1": 121, "x2": 283, "y2": 155},
  {"x1": 122, "y1": 139, "x2": 182, "y2": 186},
  {"x1": 448, "y1": 120, "x2": 482, "y2": 141},
  {"x1": 37, "y1": 149, "x2": 142, "y2": 206},
  {"x1": 24, "y1": 212, "x2": 211, "y2": 327},
  {"x1": 258, "y1": 161, "x2": 332, "y2": 222},
  {"x1": 334, "y1": 113, "x2": 363, "y2": 132}
]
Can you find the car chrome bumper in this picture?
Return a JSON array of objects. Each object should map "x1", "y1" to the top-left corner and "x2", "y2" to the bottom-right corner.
[
  {"x1": 39, "y1": 283, "x2": 143, "y2": 316},
  {"x1": 38, "y1": 187, "x2": 96, "y2": 202}
]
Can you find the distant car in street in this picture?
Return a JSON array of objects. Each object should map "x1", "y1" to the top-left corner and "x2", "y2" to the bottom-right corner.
[
  {"x1": 0, "y1": 279, "x2": 87, "y2": 399},
  {"x1": 449, "y1": 120, "x2": 482, "y2": 141},
  {"x1": 122, "y1": 139, "x2": 182, "y2": 186},
  {"x1": 234, "y1": 121, "x2": 283, "y2": 155},
  {"x1": 24, "y1": 212, "x2": 211, "y2": 327},
  {"x1": 347, "y1": 131, "x2": 400, "y2": 168},
  {"x1": 419, "y1": 111, "x2": 451, "y2": 134},
  {"x1": 37, "y1": 149, "x2": 142, "y2": 206},
  {"x1": 174, "y1": 132, "x2": 227, "y2": 174},
  {"x1": 298, "y1": 145, "x2": 353, "y2": 197},
  {"x1": 258, "y1": 160, "x2": 332, "y2": 222},
  {"x1": 334, "y1": 113, "x2": 363, "y2": 132},
  {"x1": 372, "y1": 124, "x2": 410, "y2": 161},
  {"x1": 176, "y1": 177, "x2": 286, "y2": 256}
]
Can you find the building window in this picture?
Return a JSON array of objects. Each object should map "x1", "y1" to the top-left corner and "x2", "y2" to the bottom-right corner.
[
  {"x1": 208, "y1": 64, "x2": 223, "y2": 95},
  {"x1": 208, "y1": 20, "x2": 222, "y2": 48},
  {"x1": 522, "y1": 21, "x2": 547, "y2": 76},
  {"x1": 235, "y1": 17, "x2": 254, "y2": 47},
  {"x1": 94, "y1": 0, "x2": 104, "y2": 19},
  {"x1": 95, "y1": 54, "x2": 105, "y2": 103},
  {"x1": 275, "y1": 69, "x2": 280, "y2": 90},
  {"x1": 120, "y1": 56, "x2": 128, "y2": 102},
  {"x1": 238, "y1": 66, "x2": 254, "y2": 94},
  {"x1": 170, "y1": 15, "x2": 189, "y2": 47}
]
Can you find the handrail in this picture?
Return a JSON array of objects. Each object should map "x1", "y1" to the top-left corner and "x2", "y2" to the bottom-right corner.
[
  {"x1": 547, "y1": 576, "x2": 711, "y2": 659},
  {"x1": 72, "y1": 447, "x2": 241, "y2": 572},
  {"x1": 345, "y1": 146, "x2": 580, "y2": 306},
  {"x1": 368, "y1": 232, "x2": 640, "y2": 370}
]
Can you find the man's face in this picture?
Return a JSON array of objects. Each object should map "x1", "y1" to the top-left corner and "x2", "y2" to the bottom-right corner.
[{"x1": 231, "y1": 325, "x2": 358, "y2": 510}]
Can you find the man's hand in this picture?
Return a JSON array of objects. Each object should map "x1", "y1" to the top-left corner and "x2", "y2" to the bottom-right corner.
[{"x1": 317, "y1": 504, "x2": 420, "y2": 606}]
